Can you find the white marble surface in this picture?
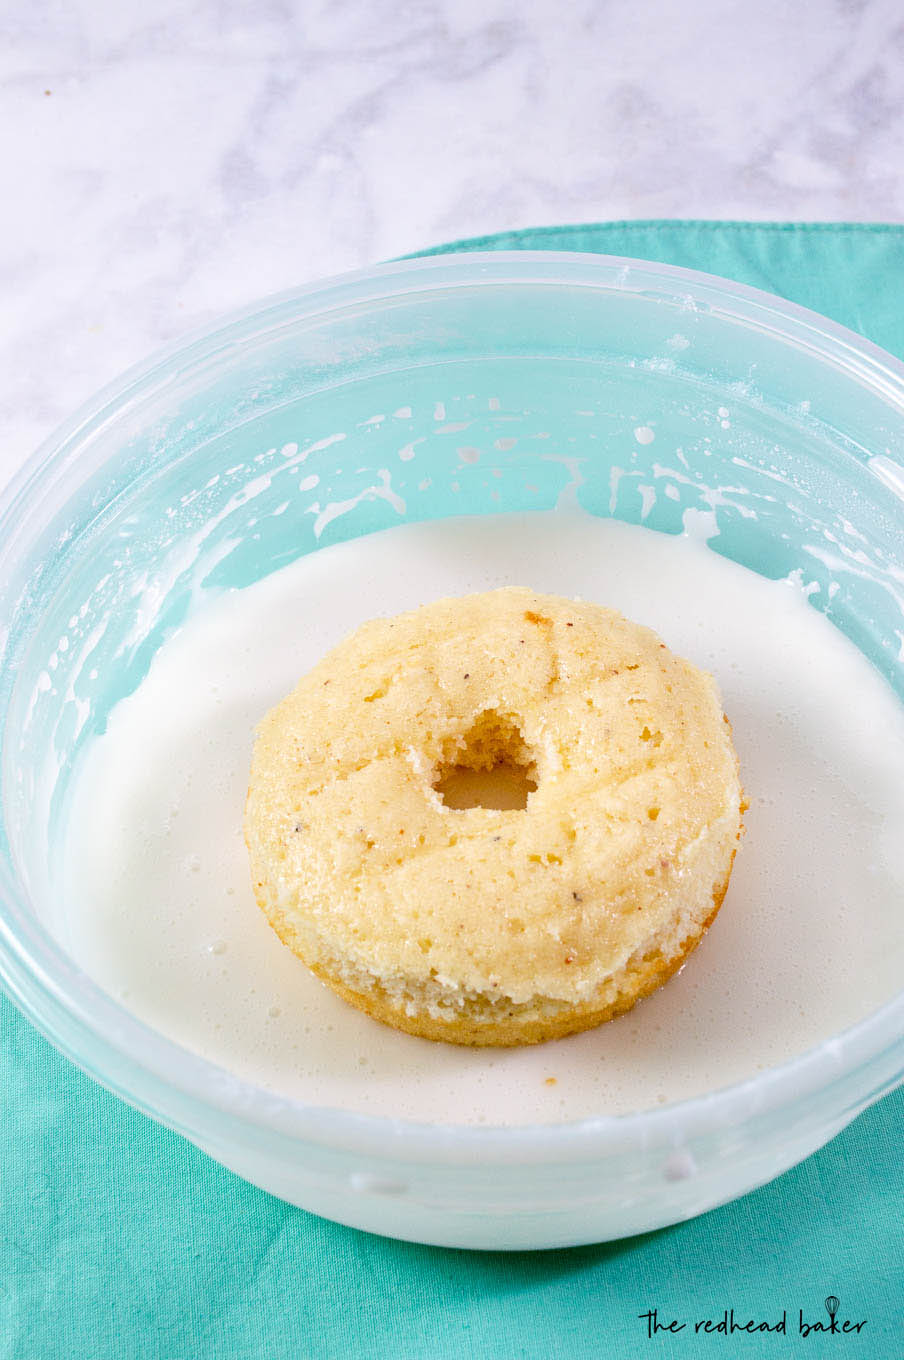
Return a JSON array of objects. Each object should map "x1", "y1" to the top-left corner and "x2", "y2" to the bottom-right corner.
[{"x1": 3, "y1": 0, "x2": 903, "y2": 484}]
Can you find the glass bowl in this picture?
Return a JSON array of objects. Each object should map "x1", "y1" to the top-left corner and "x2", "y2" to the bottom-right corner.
[{"x1": 1, "y1": 251, "x2": 902, "y2": 1250}]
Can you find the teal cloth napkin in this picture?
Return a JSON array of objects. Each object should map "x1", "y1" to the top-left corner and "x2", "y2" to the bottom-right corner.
[{"x1": 3, "y1": 223, "x2": 903, "y2": 1360}]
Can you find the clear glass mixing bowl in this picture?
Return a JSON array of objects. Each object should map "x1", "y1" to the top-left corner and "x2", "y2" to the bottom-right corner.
[{"x1": 1, "y1": 252, "x2": 902, "y2": 1250}]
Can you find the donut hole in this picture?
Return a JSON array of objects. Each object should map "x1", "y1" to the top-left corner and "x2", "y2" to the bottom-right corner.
[{"x1": 433, "y1": 710, "x2": 538, "y2": 812}]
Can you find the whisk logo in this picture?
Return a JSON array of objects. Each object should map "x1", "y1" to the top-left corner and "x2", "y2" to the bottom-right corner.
[
  {"x1": 798, "y1": 1294, "x2": 867, "y2": 1337},
  {"x1": 637, "y1": 1293, "x2": 868, "y2": 1341}
]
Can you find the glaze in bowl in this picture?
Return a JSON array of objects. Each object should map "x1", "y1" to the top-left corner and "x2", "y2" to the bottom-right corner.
[{"x1": 0, "y1": 252, "x2": 902, "y2": 1248}]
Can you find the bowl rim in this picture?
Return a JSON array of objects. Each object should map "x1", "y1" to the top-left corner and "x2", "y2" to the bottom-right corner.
[{"x1": 1, "y1": 247, "x2": 903, "y2": 1164}]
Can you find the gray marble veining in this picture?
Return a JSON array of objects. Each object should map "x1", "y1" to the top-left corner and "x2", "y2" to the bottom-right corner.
[{"x1": 2, "y1": 0, "x2": 902, "y2": 482}]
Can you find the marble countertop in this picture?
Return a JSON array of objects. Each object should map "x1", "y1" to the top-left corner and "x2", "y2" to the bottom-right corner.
[{"x1": 3, "y1": 0, "x2": 902, "y2": 484}]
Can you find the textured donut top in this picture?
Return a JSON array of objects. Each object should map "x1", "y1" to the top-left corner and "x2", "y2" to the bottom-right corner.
[{"x1": 245, "y1": 588, "x2": 742, "y2": 1007}]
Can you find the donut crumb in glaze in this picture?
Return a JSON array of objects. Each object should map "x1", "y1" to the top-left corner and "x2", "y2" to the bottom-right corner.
[{"x1": 245, "y1": 588, "x2": 744, "y2": 1047}]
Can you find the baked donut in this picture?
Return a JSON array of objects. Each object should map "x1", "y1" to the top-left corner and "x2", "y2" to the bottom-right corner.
[{"x1": 245, "y1": 588, "x2": 743, "y2": 1046}]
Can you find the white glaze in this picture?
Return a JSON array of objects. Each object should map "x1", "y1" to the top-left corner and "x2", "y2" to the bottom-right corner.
[{"x1": 62, "y1": 512, "x2": 904, "y2": 1125}]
